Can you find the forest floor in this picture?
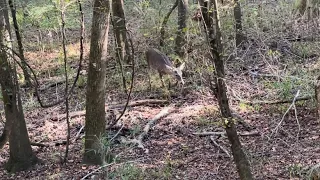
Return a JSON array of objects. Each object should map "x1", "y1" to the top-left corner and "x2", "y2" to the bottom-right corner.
[{"x1": 0, "y1": 41, "x2": 319, "y2": 180}]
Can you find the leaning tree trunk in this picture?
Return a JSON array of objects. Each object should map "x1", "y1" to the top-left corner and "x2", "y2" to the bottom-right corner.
[
  {"x1": 0, "y1": 0, "x2": 38, "y2": 172},
  {"x1": 200, "y1": 0, "x2": 253, "y2": 179},
  {"x1": 8, "y1": 0, "x2": 31, "y2": 87},
  {"x1": 83, "y1": 0, "x2": 111, "y2": 165},
  {"x1": 175, "y1": 0, "x2": 188, "y2": 58},
  {"x1": 160, "y1": 0, "x2": 178, "y2": 47}
]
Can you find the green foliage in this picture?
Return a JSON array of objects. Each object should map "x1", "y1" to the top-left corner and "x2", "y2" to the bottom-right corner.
[
  {"x1": 16, "y1": 0, "x2": 82, "y2": 30},
  {"x1": 24, "y1": 3, "x2": 59, "y2": 29},
  {"x1": 263, "y1": 75, "x2": 310, "y2": 100}
]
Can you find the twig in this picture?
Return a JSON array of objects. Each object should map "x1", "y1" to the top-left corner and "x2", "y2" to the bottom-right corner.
[
  {"x1": 110, "y1": 124, "x2": 124, "y2": 142},
  {"x1": 210, "y1": 136, "x2": 231, "y2": 157},
  {"x1": 73, "y1": 125, "x2": 85, "y2": 143},
  {"x1": 272, "y1": 90, "x2": 301, "y2": 136},
  {"x1": 193, "y1": 131, "x2": 225, "y2": 136}
]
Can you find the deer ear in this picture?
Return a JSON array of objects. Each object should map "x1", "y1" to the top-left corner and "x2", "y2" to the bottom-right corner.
[
  {"x1": 178, "y1": 62, "x2": 185, "y2": 70},
  {"x1": 165, "y1": 64, "x2": 174, "y2": 70}
]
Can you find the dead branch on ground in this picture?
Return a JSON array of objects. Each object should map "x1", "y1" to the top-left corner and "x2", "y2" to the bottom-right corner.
[
  {"x1": 30, "y1": 142, "x2": 49, "y2": 147},
  {"x1": 210, "y1": 136, "x2": 231, "y2": 157},
  {"x1": 47, "y1": 99, "x2": 168, "y2": 121},
  {"x1": 193, "y1": 130, "x2": 260, "y2": 137},
  {"x1": 73, "y1": 125, "x2": 85, "y2": 143},
  {"x1": 121, "y1": 107, "x2": 174, "y2": 151}
]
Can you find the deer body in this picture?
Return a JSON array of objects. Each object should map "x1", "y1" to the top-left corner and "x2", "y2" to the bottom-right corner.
[{"x1": 145, "y1": 48, "x2": 185, "y2": 88}]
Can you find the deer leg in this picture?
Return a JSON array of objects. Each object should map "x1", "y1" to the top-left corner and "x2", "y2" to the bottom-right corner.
[
  {"x1": 148, "y1": 69, "x2": 152, "y2": 90},
  {"x1": 159, "y1": 72, "x2": 165, "y2": 88}
]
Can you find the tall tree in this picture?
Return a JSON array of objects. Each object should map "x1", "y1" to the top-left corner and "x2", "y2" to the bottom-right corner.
[
  {"x1": 200, "y1": 0, "x2": 253, "y2": 179},
  {"x1": 0, "y1": 0, "x2": 38, "y2": 172},
  {"x1": 175, "y1": 0, "x2": 188, "y2": 58},
  {"x1": 83, "y1": 0, "x2": 111, "y2": 165}
]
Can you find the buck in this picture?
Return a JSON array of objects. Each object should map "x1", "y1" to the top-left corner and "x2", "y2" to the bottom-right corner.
[{"x1": 145, "y1": 48, "x2": 185, "y2": 88}]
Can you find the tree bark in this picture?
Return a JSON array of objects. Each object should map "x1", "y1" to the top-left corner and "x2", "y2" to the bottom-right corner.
[
  {"x1": 175, "y1": 0, "x2": 188, "y2": 58},
  {"x1": 0, "y1": 0, "x2": 38, "y2": 172},
  {"x1": 83, "y1": 0, "x2": 111, "y2": 165},
  {"x1": 202, "y1": 0, "x2": 253, "y2": 179}
]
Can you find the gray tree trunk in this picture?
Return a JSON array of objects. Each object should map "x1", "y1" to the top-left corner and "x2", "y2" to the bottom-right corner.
[{"x1": 83, "y1": 0, "x2": 111, "y2": 165}]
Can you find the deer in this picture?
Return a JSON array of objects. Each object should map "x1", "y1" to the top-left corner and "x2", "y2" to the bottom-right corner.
[{"x1": 145, "y1": 48, "x2": 185, "y2": 89}]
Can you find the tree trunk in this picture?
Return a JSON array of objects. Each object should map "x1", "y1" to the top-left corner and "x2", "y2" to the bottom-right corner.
[
  {"x1": 233, "y1": 0, "x2": 245, "y2": 47},
  {"x1": 83, "y1": 0, "x2": 111, "y2": 165},
  {"x1": 175, "y1": 0, "x2": 188, "y2": 58},
  {"x1": 202, "y1": 0, "x2": 253, "y2": 179},
  {"x1": 112, "y1": 0, "x2": 130, "y2": 64},
  {"x1": 112, "y1": 0, "x2": 129, "y2": 93},
  {"x1": 0, "y1": 0, "x2": 38, "y2": 172}
]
